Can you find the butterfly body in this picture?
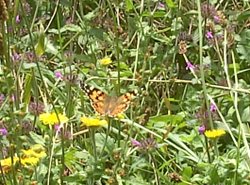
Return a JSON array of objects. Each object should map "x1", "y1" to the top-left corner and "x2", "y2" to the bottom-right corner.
[{"x1": 82, "y1": 83, "x2": 137, "y2": 117}]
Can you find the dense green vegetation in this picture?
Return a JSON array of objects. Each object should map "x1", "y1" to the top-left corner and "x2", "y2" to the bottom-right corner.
[{"x1": 0, "y1": 0, "x2": 250, "y2": 184}]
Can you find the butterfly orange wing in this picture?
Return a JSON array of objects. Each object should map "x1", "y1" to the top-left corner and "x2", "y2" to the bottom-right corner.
[
  {"x1": 108, "y1": 92, "x2": 137, "y2": 117},
  {"x1": 82, "y1": 83, "x2": 137, "y2": 117}
]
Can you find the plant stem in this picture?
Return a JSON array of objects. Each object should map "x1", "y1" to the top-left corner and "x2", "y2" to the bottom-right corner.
[{"x1": 90, "y1": 128, "x2": 97, "y2": 165}]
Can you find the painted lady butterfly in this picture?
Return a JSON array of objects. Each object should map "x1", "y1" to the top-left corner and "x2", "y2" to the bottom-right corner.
[{"x1": 81, "y1": 83, "x2": 137, "y2": 117}]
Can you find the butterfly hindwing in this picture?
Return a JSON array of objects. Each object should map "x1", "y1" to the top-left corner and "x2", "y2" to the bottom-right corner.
[{"x1": 108, "y1": 92, "x2": 137, "y2": 117}]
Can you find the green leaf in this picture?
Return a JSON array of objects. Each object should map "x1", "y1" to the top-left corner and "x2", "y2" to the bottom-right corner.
[
  {"x1": 236, "y1": 29, "x2": 250, "y2": 62},
  {"x1": 89, "y1": 28, "x2": 104, "y2": 40},
  {"x1": 60, "y1": 24, "x2": 82, "y2": 33},
  {"x1": 36, "y1": 163, "x2": 48, "y2": 183},
  {"x1": 65, "y1": 147, "x2": 77, "y2": 168},
  {"x1": 165, "y1": 0, "x2": 176, "y2": 8},
  {"x1": 148, "y1": 114, "x2": 185, "y2": 126},
  {"x1": 22, "y1": 74, "x2": 32, "y2": 111},
  {"x1": 242, "y1": 106, "x2": 250, "y2": 122},
  {"x1": 125, "y1": 0, "x2": 134, "y2": 11},
  {"x1": 45, "y1": 39, "x2": 59, "y2": 56},
  {"x1": 237, "y1": 11, "x2": 250, "y2": 22},
  {"x1": 83, "y1": 10, "x2": 96, "y2": 20},
  {"x1": 22, "y1": 63, "x2": 37, "y2": 69},
  {"x1": 182, "y1": 166, "x2": 193, "y2": 180},
  {"x1": 35, "y1": 23, "x2": 45, "y2": 57},
  {"x1": 229, "y1": 63, "x2": 240, "y2": 71},
  {"x1": 142, "y1": 11, "x2": 166, "y2": 18},
  {"x1": 49, "y1": 24, "x2": 82, "y2": 34},
  {"x1": 210, "y1": 166, "x2": 220, "y2": 183},
  {"x1": 75, "y1": 150, "x2": 89, "y2": 159},
  {"x1": 29, "y1": 132, "x2": 45, "y2": 146}
]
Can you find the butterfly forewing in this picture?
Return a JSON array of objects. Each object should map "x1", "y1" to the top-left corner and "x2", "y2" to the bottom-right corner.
[{"x1": 81, "y1": 83, "x2": 106, "y2": 115}]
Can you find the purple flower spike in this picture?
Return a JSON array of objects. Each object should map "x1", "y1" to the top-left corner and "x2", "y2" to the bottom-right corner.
[
  {"x1": 213, "y1": 15, "x2": 220, "y2": 23},
  {"x1": 198, "y1": 125, "x2": 206, "y2": 135},
  {"x1": 54, "y1": 124, "x2": 61, "y2": 132},
  {"x1": 26, "y1": 51, "x2": 35, "y2": 62},
  {"x1": 0, "y1": 94, "x2": 5, "y2": 105},
  {"x1": 186, "y1": 61, "x2": 195, "y2": 70},
  {"x1": 131, "y1": 139, "x2": 142, "y2": 147},
  {"x1": 55, "y1": 71, "x2": 63, "y2": 79},
  {"x1": 0, "y1": 128, "x2": 8, "y2": 136},
  {"x1": 12, "y1": 52, "x2": 21, "y2": 62},
  {"x1": 16, "y1": 15, "x2": 21, "y2": 24},
  {"x1": 10, "y1": 95, "x2": 15, "y2": 102},
  {"x1": 206, "y1": 31, "x2": 213, "y2": 39},
  {"x1": 157, "y1": 2, "x2": 165, "y2": 9},
  {"x1": 210, "y1": 103, "x2": 216, "y2": 112}
]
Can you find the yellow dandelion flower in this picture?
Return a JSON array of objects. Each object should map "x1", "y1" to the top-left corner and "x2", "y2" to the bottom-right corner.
[
  {"x1": 0, "y1": 156, "x2": 19, "y2": 166},
  {"x1": 20, "y1": 157, "x2": 40, "y2": 166},
  {"x1": 0, "y1": 156, "x2": 19, "y2": 173},
  {"x1": 22, "y1": 149, "x2": 46, "y2": 159},
  {"x1": 22, "y1": 149, "x2": 37, "y2": 156},
  {"x1": 205, "y1": 129, "x2": 226, "y2": 139},
  {"x1": 81, "y1": 117, "x2": 107, "y2": 127},
  {"x1": 99, "y1": 57, "x2": 112, "y2": 65},
  {"x1": 116, "y1": 113, "x2": 125, "y2": 119},
  {"x1": 39, "y1": 112, "x2": 69, "y2": 125},
  {"x1": 22, "y1": 144, "x2": 46, "y2": 159}
]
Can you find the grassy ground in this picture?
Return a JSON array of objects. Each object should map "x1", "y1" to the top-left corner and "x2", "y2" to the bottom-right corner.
[{"x1": 0, "y1": 0, "x2": 250, "y2": 184}]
